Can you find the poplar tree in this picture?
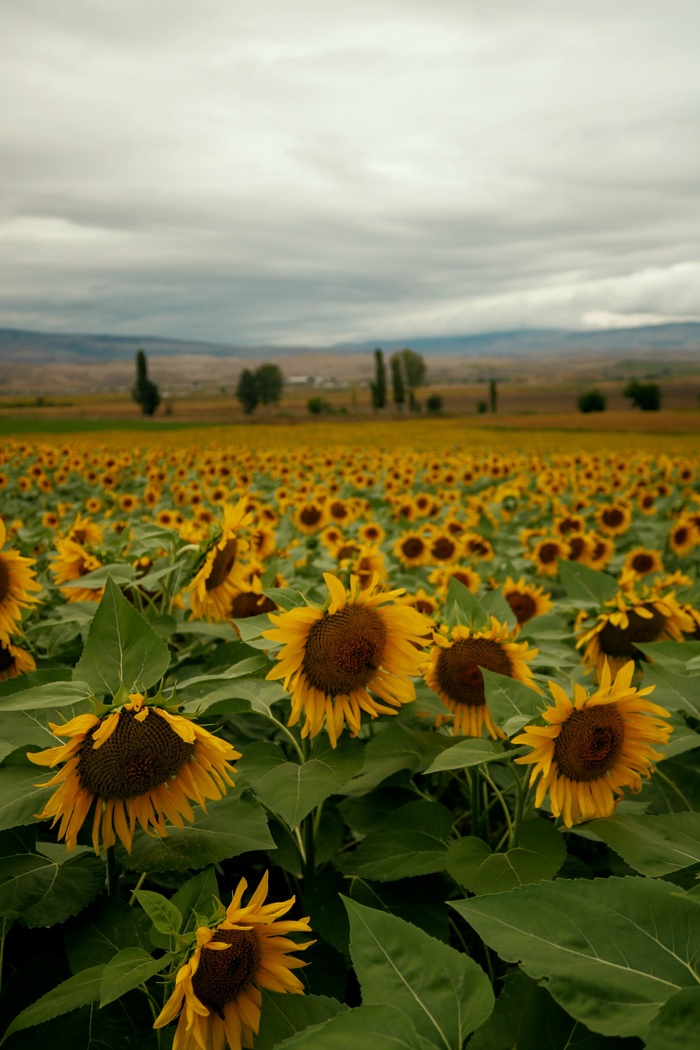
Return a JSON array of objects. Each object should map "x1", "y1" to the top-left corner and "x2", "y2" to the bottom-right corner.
[
  {"x1": 131, "y1": 349, "x2": 161, "y2": 416},
  {"x1": 370, "y1": 348, "x2": 387, "y2": 410}
]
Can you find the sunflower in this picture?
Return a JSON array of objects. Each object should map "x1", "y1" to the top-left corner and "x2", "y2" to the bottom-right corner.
[
  {"x1": 27, "y1": 693, "x2": 240, "y2": 853},
  {"x1": 623, "y1": 546, "x2": 664, "y2": 580},
  {"x1": 530, "y1": 537, "x2": 569, "y2": 577},
  {"x1": 393, "y1": 530, "x2": 430, "y2": 569},
  {"x1": 0, "y1": 637, "x2": 36, "y2": 681},
  {"x1": 668, "y1": 517, "x2": 699, "y2": 557},
  {"x1": 501, "y1": 576, "x2": 553, "y2": 625},
  {"x1": 293, "y1": 501, "x2": 327, "y2": 536},
  {"x1": 263, "y1": 572, "x2": 429, "y2": 747},
  {"x1": 49, "y1": 537, "x2": 104, "y2": 603},
  {"x1": 428, "y1": 565, "x2": 482, "y2": 599},
  {"x1": 576, "y1": 584, "x2": 693, "y2": 679},
  {"x1": 513, "y1": 661, "x2": 672, "y2": 827},
  {"x1": 423, "y1": 618, "x2": 539, "y2": 739},
  {"x1": 154, "y1": 871, "x2": 312, "y2": 1050},
  {"x1": 187, "y1": 501, "x2": 252, "y2": 622},
  {"x1": 595, "y1": 502, "x2": 632, "y2": 537},
  {"x1": 427, "y1": 531, "x2": 461, "y2": 564},
  {"x1": 0, "y1": 519, "x2": 42, "y2": 642}
]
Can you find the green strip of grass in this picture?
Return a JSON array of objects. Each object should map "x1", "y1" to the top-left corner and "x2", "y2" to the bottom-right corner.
[{"x1": 0, "y1": 416, "x2": 211, "y2": 435}]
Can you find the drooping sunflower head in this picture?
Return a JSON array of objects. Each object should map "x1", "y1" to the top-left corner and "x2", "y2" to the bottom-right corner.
[
  {"x1": 423, "y1": 617, "x2": 539, "y2": 739},
  {"x1": 576, "y1": 584, "x2": 694, "y2": 679},
  {"x1": 186, "y1": 500, "x2": 253, "y2": 622},
  {"x1": 0, "y1": 520, "x2": 42, "y2": 642},
  {"x1": 0, "y1": 637, "x2": 36, "y2": 681},
  {"x1": 28, "y1": 692, "x2": 240, "y2": 853},
  {"x1": 49, "y1": 537, "x2": 104, "y2": 603},
  {"x1": 154, "y1": 871, "x2": 313, "y2": 1050},
  {"x1": 263, "y1": 572, "x2": 430, "y2": 747},
  {"x1": 513, "y1": 660, "x2": 672, "y2": 827}
]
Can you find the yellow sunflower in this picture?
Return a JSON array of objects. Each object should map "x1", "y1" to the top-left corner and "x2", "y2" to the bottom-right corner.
[
  {"x1": 595, "y1": 502, "x2": 632, "y2": 537},
  {"x1": 530, "y1": 537, "x2": 569, "y2": 577},
  {"x1": 28, "y1": 693, "x2": 240, "y2": 853},
  {"x1": 0, "y1": 637, "x2": 36, "y2": 680},
  {"x1": 576, "y1": 584, "x2": 693, "y2": 679},
  {"x1": 668, "y1": 517, "x2": 699, "y2": 557},
  {"x1": 154, "y1": 871, "x2": 312, "y2": 1050},
  {"x1": 187, "y1": 501, "x2": 252, "y2": 622},
  {"x1": 263, "y1": 572, "x2": 429, "y2": 747},
  {"x1": 501, "y1": 576, "x2": 553, "y2": 625},
  {"x1": 393, "y1": 530, "x2": 430, "y2": 569},
  {"x1": 0, "y1": 519, "x2": 42, "y2": 641},
  {"x1": 623, "y1": 546, "x2": 664, "y2": 580},
  {"x1": 428, "y1": 565, "x2": 482, "y2": 599},
  {"x1": 423, "y1": 618, "x2": 539, "y2": 739},
  {"x1": 513, "y1": 660, "x2": 672, "y2": 827},
  {"x1": 49, "y1": 537, "x2": 104, "y2": 603}
]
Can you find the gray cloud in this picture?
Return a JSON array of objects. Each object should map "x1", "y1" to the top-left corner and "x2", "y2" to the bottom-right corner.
[{"x1": 1, "y1": 0, "x2": 700, "y2": 344}]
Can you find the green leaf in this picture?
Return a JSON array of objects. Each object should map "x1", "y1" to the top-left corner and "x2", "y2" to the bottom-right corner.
[
  {"x1": 118, "y1": 794, "x2": 274, "y2": 872},
  {"x1": 643, "y1": 987, "x2": 700, "y2": 1050},
  {"x1": 0, "y1": 849, "x2": 104, "y2": 927},
  {"x1": 481, "y1": 587, "x2": 518, "y2": 630},
  {"x1": 256, "y1": 990, "x2": 348, "y2": 1050},
  {"x1": 445, "y1": 577, "x2": 490, "y2": 629},
  {"x1": 588, "y1": 812, "x2": 700, "y2": 876},
  {"x1": 262, "y1": 587, "x2": 311, "y2": 610},
  {"x1": 171, "y1": 866, "x2": 220, "y2": 933},
  {"x1": 0, "y1": 667, "x2": 72, "y2": 697},
  {"x1": 635, "y1": 640, "x2": 700, "y2": 672},
  {"x1": 452, "y1": 875, "x2": 700, "y2": 1038},
  {"x1": 338, "y1": 722, "x2": 423, "y2": 796},
  {"x1": 271, "y1": 1004, "x2": 422, "y2": 1050},
  {"x1": 482, "y1": 669, "x2": 543, "y2": 736},
  {"x1": 99, "y1": 947, "x2": 172, "y2": 1007},
  {"x1": 340, "y1": 801, "x2": 452, "y2": 881},
  {"x1": 60, "y1": 563, "x2": 136, "y2": 588},
  {"x1": 558, "y1": 560, "x2": 618, "y2": 605},
  {"x1": 422, "y1": 738, "x2": 514, "y2": 773},
  {"x1": 0, "y1": 757, "x2": 51, "y2": 830},
  {"x1": 133, "y1": 890, "x2": 182, "y2": 934},
  {"x1": 344, "y1": 897, "x2": 494, "y2": 1049},
  {"x1": 64, "y1": 896, "x2": 152, "y2": 972},
  {"x1": 446, "y1": 819, "x2": 566, "y2": 895},
  {"x1": 73, "y1": 576, "x2": 170, "y2": 696},
  {"x1": 0, "y1": 681, "x2": 90, "y2": 712},
  {"x1": 0, "y1": 701, "x2": 93, "y2": 763},
  {"x1": 640, "y1": 665, "x2": 700, "y2": 719},
  {"x1": 231, "y1": 613, "x2": 276, "y2": 647},
  {"x1": 470, "y1": 971, "x2": 629, "y2": 1050},
  {"x1": 2, "y1": 964, "x2": 105, "y2": 1040}
]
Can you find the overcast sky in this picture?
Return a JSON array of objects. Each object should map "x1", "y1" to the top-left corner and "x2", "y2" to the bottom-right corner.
[{"x1": 2, "y1": 0, "x2": 699, "y2": 346}]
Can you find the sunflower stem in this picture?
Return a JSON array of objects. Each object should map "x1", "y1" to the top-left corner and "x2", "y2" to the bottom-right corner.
[
  {"x1": 129, "y1": 871, "x2": 148, "y2": 905},
  {"x1": 268, "y1": 714, "x2": 305, "y2": 763},
  {"x1": 106, "y1": 846, "x2": 120, "y2": 896},
  {"x1": 479, "y1": 766, "x2": 515, "y2": 847}
]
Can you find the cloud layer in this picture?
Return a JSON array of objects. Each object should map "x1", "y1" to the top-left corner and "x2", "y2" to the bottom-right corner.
[{"x1": 2, "y1": 0, "x2": 699, "y2": 344}]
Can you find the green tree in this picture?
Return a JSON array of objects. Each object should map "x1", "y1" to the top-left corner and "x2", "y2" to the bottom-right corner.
[
  {"x1": 392, "y1": 348, "x2": 425, "y2": 412},
  {"x1": 624, "y1": 381, "x2": 661, "y2": 411},
  {"x1": 370, "y1": 348, "x2": 387, "y2": 410},
  {"x1": 254, "y1": 363, "x2": 284, "y2": 406},
  {"x1": 131, "y1": 349, "x2": 161, "y2": 416},
  {"x1": 390, "y1": 353, "x2": 406, "y2": 410},
  {"x1": 578, "y1": 389, "x2": 606, "y2": 413},
  {"x1": 489, "y1": 378, "x2": 498, "y2": 414},
  {"x1": 236, "y1": 368, "x2": 259, "y2": 414}
]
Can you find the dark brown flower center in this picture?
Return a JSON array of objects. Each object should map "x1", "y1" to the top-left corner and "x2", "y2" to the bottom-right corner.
[
  {"x1": 206, "y1": 539, "x2": 238, "y2": 591},
  {"x1": 596, "y1": 604, "x2": 667, "y2": 658},
  {"x1": 401, "y1": 537, "x2": 424, "y2": 559},
  {"x1": 538, "y1": 542, "x2": 560, "y2": 564},
  {"x1": 602, "y1": 507, "x2": 624, "y2": 527},
  {"x1": 431, "y1": 537, "x2": 457, "y2": 561},
  {"x1": 673, "y1": 527, "x2": 688, "y2": 547},
  {"x1": 230, "y1": 591, "x2": 277, "y2": 618},
  {"x1": 78, "y1": 709, "x2": 195, "y2": 799},
  {"x1": 436, "y1": 637, "x2": 513, "y2": 707},
  {"x1": 192, "y1": 929, "x2": 260, "y2": 1015},
  {"x1": 631, "y1": 553, "x2": 654, "y2": 574},
  {"x1": 329, "y1": 501, "x2": 348, "y2": 520},
  {"x1": 302, "y1": 604, "x2": 387, "y2": 696},
  {"x1": 300, "y1": 506, "x2": 322, "y2": 526},
  {"x1": 567, "y1": 536, "x2": 587, "y2": 561},
  {"x1": 0, "y1": 557, "x2": 10, "y2": 603},
  {"x1": 506, "y1": 591, "x2": 537, "y2": 624},
  {"x1": 554, "y1": 704, "x2": 624, "y2": 781}
]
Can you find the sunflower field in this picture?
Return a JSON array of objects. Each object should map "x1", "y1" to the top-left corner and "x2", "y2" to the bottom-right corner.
[{"x1": 1, "y1": 434, "x2": 700, "y2": 1050}]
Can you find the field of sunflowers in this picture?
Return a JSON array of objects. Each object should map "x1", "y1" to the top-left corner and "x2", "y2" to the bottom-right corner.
[{"x1": 1, "y1": 428, "x2": 699, "y2": 1050}]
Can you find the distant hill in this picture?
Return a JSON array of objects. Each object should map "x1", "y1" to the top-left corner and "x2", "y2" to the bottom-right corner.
[{"x1": 0, "y1": 322, "x2": 699, "y2": 365}]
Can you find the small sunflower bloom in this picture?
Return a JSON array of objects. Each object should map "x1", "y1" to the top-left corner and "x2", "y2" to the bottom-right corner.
[
  {"x1": 0, "y1": 637, "x2": 36, "y2": 680},
  {"x1": 263, "y1": 572, "x2": 430, "y2": 747},
  {"x1": 423, "y1": 617, "x2": 539, "y2": 739},
  {"x1": 513, "y1": 661, "x2": 672, "y2": 827},
  {"x1": 154, "y1": 871, "x2": 313, "y2": 1050},
  {"x1": 186, "y1": 501, "x2": 253, "y2": 622},
  {"x1": 28, "y1": 693, "x2": 240, "y2": 853},
  {"x1": 0, "y1": 519, "x2": 42, "y2": 642}
]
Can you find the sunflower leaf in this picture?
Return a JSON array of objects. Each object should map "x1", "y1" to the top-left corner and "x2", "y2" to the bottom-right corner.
[
  {"x1": 133, "y1": 890, "x2": 182, "y2": 935},
  {"x1": 452, "y1": 875, "x2": 700, "y2": 1038},
  {"x1": 643, "y1": 987, "x2": 700, "y2": 1050},
  {"x1": 0, "y1": 681, "x2": 91, "y2": 712},
  {"x1": 240, "y1": 742, "x2": 339, "y2": 828},
  {"x1": 0, "y1": 755, "x2": 52, "y2": 830},
  {"x1": 117, "y1": 794, "x2": 274, "y2": 872},
  {"x1": 481, "y1": 668, "x2": 543, "y2": 736},
  {"x1": 256, "y1": 990, "x2": 349, "y2": 1050},
  {"x1": 343, "y1": 897, "x2": 494, "y2": 1049},
  {"x1": 268, "y1": 1003, "x2": 422, "y2": 1050},
  {"x1": 558, "y1": 561, "x2": 618, "y2": 605},
  {"x1": 422, "y1": 738, "x2": 513, "y2": 773},
  {"x1": 446, "y1": 819, "x2": 566, "y2": 894},
  {"x1": 445, "y1": 577, "x2": 490, "y2": 630},
  {"x1": 73, "y1": 576, "x2": 171, "y2": 697},
  {"x1": 99, "y1": 947, "x2": 173, "y2": 1007},
  {"x1": 1, "y1": 964, "x2": 105, "y2": 1041},
  {"x1": 639, "y1": 664, "x2": 700, "y2": 719},
  {"x1": 587, "y1": 812, "x2": 700, "y2": 876},
  {"x1": 340, "y1": 801, "x2": 452, "y2": 881}
]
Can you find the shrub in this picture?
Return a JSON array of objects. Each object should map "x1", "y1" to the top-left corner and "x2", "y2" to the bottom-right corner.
[
  {"x1": 624, "y1": 381, "x2": 661, "y2": 411},
  {"x1": 307, "y1": 397, "x2": 334, "y2": 415},
  {"x1": 577, "y1": 389, "x2": 606, "y2": 413},
  {"x1": 426, "y1": 394, "x2": 443, "y2": 414}
]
